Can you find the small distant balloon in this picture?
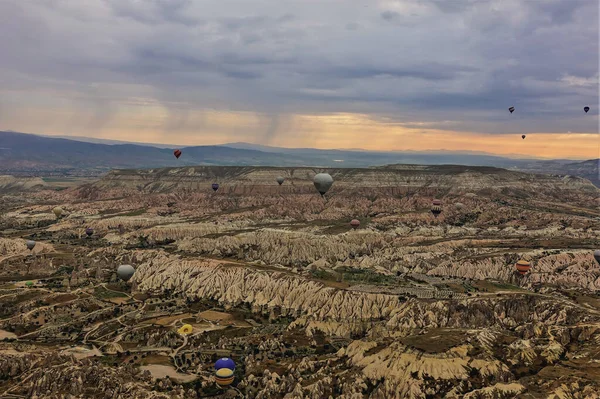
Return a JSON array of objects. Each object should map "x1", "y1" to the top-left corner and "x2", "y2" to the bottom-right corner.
[
  {"x1": 350, "y1": 219, "x2": 360, "y2": 229},
  {"x1": 85, "y1": 228, "x2": 94, "y2": 237},
  {"x1": 177, "y1": 324, "x2": 193, "y2": 335},
  {"x1": 174, "y1": 149, "x2": 182, "y2": 159},
  {"x1": 508, "y1": 106, "x2": 515, "y2": 114},
  {"x1": 53, "y1": 207, "x2": 63, "y2": 218},
  {"x1": 26, "y1": 240, "x2": 36, "y2": 251},
  {"x1": 276, "y1": 176, "x2": 285, "y2": 185},
  {"x1": 515, "y1": 259, "x2": 531, "y2": 275},
  {"x1": 116, "y1": 265, "x2": 135, "y2": 282},
  {"x1": 584, "y1": 106, "x2": 590, "y2": 113},
  {"x1": 522, "y1": 135, "x2": 526, "y2": 140},
  {"x1": 431, "y1": 199, "x2": 442, "y2": 218},
  {"x1": 313, "y1": 173, "x2": 334, "y2": 196},
  {"x1": 211, "y1": 183, "x2": 219, "y2": 192}
]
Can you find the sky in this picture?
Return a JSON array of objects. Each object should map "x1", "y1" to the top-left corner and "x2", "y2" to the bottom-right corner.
[{"x1": 0, "y1": 0, "x2": 598, "y2": 159}]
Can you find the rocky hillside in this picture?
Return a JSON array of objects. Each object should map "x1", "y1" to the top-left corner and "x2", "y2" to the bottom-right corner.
[
  {"x1": 0, "y1": 175, "x2": 46, "y2": 192},
  {"x1": 87, "y1": 164, "x2": 599, "y2": 197},
  {"x1": 1, "y1": 164, "x2": 599, "y2": 398}
]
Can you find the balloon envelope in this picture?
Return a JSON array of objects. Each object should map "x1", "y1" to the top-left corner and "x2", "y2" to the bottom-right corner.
[
  {"x1": 174, "y1": 149, "x2": 182, "y2": 159},
  {"x1": 522, "y1": 135, "x2": 526, "y2": 139},
  {"x1": 116, "y1": 265, "x2": 135, "y2": 282},
  {"x1": 85, "y1": 228, "x2": 93, "y2": 237},
  {"x1": 215, "y1": 368, "x2": 234, "y2": 387},
  {"x1": 276, "y1": 176, "x2": 285, "y2": 185},
  {"x1": 431, "y1": 200, "x2": 442, "y2": 217},
  {"x1": 53, "y1": 207, "x2": 63, "y2": 218},
  {"x1": 212, "y1": 183, "x2": 219, "y2": 191},
  {"x1": 313, "y1": 173, "x2": 334, "y2": 196},
  {"x1": 350, "y1": 219, "x2": 360, "y2": 229},
  {"x1": 215, "y1": 357, "x2": 236, "y2": 370},
  {"x1": 26, "y1": 240, "x2": 36, "y2": 251},
  {"x1": 178, "y1": 324, "x2": 193, "y2": 335},
  {"x1": 508, "y1": 106, "x2": 515, "y2": 113},
  {"x1": 584, "y1": 106, "x2": 590, "y2": 113},
  {"x1": 515, "y1": 259, "x2": 531, "y2": 275}
]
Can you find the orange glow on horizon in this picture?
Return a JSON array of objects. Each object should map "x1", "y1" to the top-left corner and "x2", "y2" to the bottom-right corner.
[{"x1": 4, "y1": 107, "x2": 598, "y2": 160}]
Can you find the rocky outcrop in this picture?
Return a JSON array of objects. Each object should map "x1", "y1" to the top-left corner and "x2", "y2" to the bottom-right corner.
[
  {"x1": 0, "y1": 175, "x2": 47, "y2": 192},
  {"x1": 0, "y1": 352, "x2": 171, "y2": 398}
]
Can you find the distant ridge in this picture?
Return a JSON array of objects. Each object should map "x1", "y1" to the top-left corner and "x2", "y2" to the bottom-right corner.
[
  {"x1": 38, "y1": 134, "x2": 178, "y2": 149},
  {"x1": 0, "y1": 130, "x2": 596, "y2": 186}
]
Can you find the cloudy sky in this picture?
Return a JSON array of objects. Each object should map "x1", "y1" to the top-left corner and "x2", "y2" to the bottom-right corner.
[{"x1": 0, "y1": 0, "x2": 598, "y2": 158}]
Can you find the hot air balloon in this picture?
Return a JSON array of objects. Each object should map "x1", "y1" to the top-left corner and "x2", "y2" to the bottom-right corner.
[
  {"x1": 350, "y1": 219, "x2": 360, "y2": 229},
  {"x1": 313, "y1": 173, "x2": 333, "y2": 196},
  {"x1": 116, "y1": 265, "x2": 135, "y2": 282},
  {"x1": 25, "y1": 281, "x2": 34, "y2": 287},
  {"x1": 276, "y1": 176, "x2": 285, "y2": 185},
  {"x1": 515, "y1": 259, "x2": 531, "y2": 275},
  {"x1": 508, "y1": 106, "x2": 515, "y2": 114},
  {"x1": 594, "y1": 250, "x2": 600, "y2": 265},
  {"x1": 85, "y1": 228, "x2": 94, "y2": 237},
  {"x1": 522, "y1": 135, "x2": 526, "y2": 140},
  {"x1": 174, "y1": 149, "x2": 182, "y2": 159},
  {"x1": 584, "y1": 106, "x2": 590, "y2": 113},
  {"x1": 118, "y1": 224, "x2": 125, "y2": 235},
  {"x1": 215, "y1": 368, "x2": 234, "y2": 387},
  {"x1": 455, "y1": 203, "x2": 465, "y2": 209},
  {"x1": 212, "y1": 183, "x2": 219, "y2": 192},
  {"x1": 53, "y1": 207, "x2": 63, "y2": 218},
  {"x1": 177, "y1": 324, "x2": 193, "y2": 335},
  {"x1": 26, "y1": 240, "x2": 36, "y2": 251},
  {"x1": 431, "y1": 199, "x2": 442, "y2": 218},
  {"x1": 215, "y1": 357, "x2": 236, "y2": 370}
]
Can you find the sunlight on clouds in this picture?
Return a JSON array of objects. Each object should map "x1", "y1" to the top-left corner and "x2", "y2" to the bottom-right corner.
[{"x1": 2, "y1": 99, "x2": 596, "y2": 159}]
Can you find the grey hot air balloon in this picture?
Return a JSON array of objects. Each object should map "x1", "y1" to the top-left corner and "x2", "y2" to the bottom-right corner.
[
  {"x1": 508, "y1": 106, "x2": 515, "y2": 114},
  {"x1": 276, "y1": 176, "x2": 285, "y2": 185},
  {"x1": 53, "y1": 207, "x2": 63, "y2": 218},
  {"x1": 594, "y1": 250, "x2": 600, "y2": 265},
  {"x1": 313, "y1": 173, "x2": 333, "y2": 196},
  {"x1": 26, "y1": 240, "x2": 36, "y2": 251},
  {"x1": 116, "y1": 265, "x2": 135, "y2": 282}
]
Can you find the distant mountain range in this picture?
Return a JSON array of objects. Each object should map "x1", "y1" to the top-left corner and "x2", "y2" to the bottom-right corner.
[{"x1": 0, "y1": 130, "x2": 597, "y2": 186}]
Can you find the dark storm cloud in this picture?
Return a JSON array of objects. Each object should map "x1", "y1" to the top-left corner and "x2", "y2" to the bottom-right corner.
[
  {"x1": 318, "y1": 63, "x2": 478, "y2": 81},
  {"x1": 0, "y1": 0, "x2": 597, "y2": 137},
  {"x1": 381, "y1": 10, "x2": 401, "y2": 21},
  {"x1": 105, "y1": 0, "x2": 202, "y2": 26},
  {"x1": 429, "y1": 0, "x2": 489, "y2": 14}
]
